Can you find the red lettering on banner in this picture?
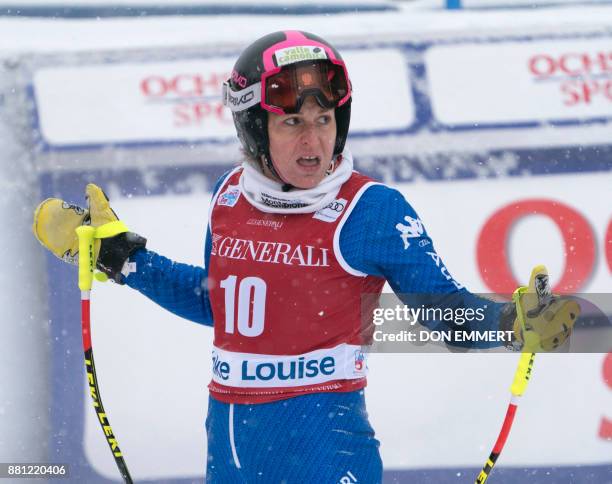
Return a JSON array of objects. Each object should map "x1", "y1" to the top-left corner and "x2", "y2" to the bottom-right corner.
[
  {"x1": 529, "y1": 51, "x2": 612, "y2": 78},
  {"x1": 140, "y1": 75, "x2": 166, "y2": 97},
  {"x1": 476, "y1": 199, "x2": 596, "y2": 294},
  {"x1": 561, "y1": 80, "x2": 612, "y2": 105},
  {"x1": 140, "y1": 73, "x2": 228, "y2": 98},
  {"x1": 558, "y1": 53, "x2": 584, "y2": 76},
  {"x1": 600, "y1": 353, "x2": 612, "y2": 441},
  {"x1": 528, "y1": 51, "x2": 612, "y2": 110},
  {"x1": 174, "y1": 104, "x2": 192, "y2": 126},
  {"x1": 560, "y1": 82, "x2": 582, "y2": 106},
  {"x1": 529, "y1": 54, "x2": 555, "y2": 77},
  {"x1": 140, "y1": 72, "x2": 232, "y2": 127},
  {"x1": 173, "y1": 102, "x2": 229, "y2": 126}
]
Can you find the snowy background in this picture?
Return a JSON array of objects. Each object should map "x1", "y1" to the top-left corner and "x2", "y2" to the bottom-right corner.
[{"x1": 0, "y1": 0, "x2": 611, "y2": 482}]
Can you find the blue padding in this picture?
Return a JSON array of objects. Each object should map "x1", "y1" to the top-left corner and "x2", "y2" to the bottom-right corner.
[{"x1": 0, "y1": 4, "x2": 396, "y2": 19}]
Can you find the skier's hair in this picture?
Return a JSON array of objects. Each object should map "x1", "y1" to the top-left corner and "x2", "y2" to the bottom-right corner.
[{"x1": 240, "y1": 147, "x2": 260, "y2": 169}]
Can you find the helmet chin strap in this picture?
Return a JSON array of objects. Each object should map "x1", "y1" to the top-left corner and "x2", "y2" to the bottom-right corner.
[{"x1": 261, "y1": 153, "x2": 294, "y2": 191}]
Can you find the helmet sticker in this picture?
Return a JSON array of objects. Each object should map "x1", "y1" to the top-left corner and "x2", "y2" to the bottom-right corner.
[
  {"x1": 274, "y1": 45, "x2": 328, "y2": 67},
  {"x1": 231, "y1": 70, "x2": 248, "y2": 88}
]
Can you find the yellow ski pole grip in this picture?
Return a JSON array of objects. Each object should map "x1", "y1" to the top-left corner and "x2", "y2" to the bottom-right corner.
[
  {"x1": 512, "y1": 285, "x2": 542, "y2": 352},
  {"x1": 96, "y1": 220, "x2": 128, "y2": 239},
  {"x1": 510, "y1": 352, "x2": 535, "y2": 397},
  {"x1": 512, "y1": 286, "x2": 528, "y2": 331},
  {"x1": 76, "y1": 225, "x2": 96, "y2": 291}
]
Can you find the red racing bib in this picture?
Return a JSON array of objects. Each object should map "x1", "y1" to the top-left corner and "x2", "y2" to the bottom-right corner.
[{"x1": 207, "y1": 168, "x2": 384, "y2": 403}]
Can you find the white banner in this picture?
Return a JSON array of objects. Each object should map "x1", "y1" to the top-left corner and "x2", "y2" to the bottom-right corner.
[
  {"x1": 33, "y1": 48, "x2": 414, "y2": 146},
  {"x1": 33, "y1": 58, "x2": 235, "y2": 144},
  {"x1": 426, "y1": 38, "x2": 612, "y2": 125}
]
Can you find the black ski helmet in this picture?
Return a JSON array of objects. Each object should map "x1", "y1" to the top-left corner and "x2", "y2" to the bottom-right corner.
[{"x1": 223, "y1": 30, "x2": 352, "y2": 167}]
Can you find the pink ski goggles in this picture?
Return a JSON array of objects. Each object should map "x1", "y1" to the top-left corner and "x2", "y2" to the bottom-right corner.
[{"x1": 261, "y1": 60, "x2": 351, "y2": 115}]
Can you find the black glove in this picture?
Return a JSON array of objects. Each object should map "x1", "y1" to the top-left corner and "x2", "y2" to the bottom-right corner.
[{"x1": 86, "y1": 184, "x2": 146, "y2": 284}]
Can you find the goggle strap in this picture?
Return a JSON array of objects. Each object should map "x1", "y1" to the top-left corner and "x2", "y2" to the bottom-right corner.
[{"x1": 223, "y1": 81, "x2": 262, "y2": 112}]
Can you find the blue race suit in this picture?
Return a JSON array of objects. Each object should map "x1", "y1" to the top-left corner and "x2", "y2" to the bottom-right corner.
[{"x1": 125, "y1": 171, "x2": 506, "y2": 483}]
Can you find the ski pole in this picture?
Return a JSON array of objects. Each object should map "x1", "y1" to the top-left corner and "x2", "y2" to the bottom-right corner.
[
  {"x1": 476, "y1": 284, "x2": 540, "y2": 484},
  {"x1": 76, "y1": 225, "x2": 133, "y2": 484},
  {"x1": 475, "y1": 351, "x2": 535, "y2": 483}
]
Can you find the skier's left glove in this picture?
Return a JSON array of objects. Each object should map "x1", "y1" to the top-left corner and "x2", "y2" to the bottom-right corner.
[
  {"x1": 500, "y1": 265, "x2": 580, "y2": 352},
  {"x1": 33, "y1": 183, "x2": 146, "y2": 284}
]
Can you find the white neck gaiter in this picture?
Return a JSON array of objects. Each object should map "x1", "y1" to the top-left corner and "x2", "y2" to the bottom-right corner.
[{"x1": 239, "y1": 150, "x2": 354, "y2": 214}]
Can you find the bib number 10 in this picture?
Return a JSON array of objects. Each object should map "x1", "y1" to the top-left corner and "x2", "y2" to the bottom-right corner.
[{"x1": 220, "y1": 275, "x2": 267, "y2": 337}]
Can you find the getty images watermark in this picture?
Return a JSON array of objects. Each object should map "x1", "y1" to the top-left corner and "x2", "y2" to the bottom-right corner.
[
  {"x1": 360, "y1": 293, "x2": 612, "y2": 353},
  {"x1": 372, "y1": 304, "x2": 513, "y2": 345}
]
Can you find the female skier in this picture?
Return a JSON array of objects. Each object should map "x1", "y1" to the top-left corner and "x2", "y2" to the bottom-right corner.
[{"x1": 33, "y1": 30, "x2": 577, "y2": 483}]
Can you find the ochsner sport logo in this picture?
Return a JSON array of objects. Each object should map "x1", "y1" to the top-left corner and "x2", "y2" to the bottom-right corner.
[{"x1": 211, "y1": 344, "x2": 367, "y2": 387}]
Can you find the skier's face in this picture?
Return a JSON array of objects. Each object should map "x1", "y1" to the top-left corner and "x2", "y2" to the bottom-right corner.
[{"x1": 267, "y1": 96, "x2": 337, "y2": 189}]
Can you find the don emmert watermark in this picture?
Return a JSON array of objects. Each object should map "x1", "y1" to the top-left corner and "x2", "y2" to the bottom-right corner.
[
  {"x1": 371, "y1": 304, "x2": 514, "y2": 344},
  {"x1": 361, "y1": 293, "x2": 612, "y2": 354}
]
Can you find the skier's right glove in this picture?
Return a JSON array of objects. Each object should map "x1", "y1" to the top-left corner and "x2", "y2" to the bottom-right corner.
[
  {"x1": 500, "y1": 265, "x2": 580, "y2": 352},
  {"x1": 33, "y1": 183, "x2": 147, "y2": 284}
]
